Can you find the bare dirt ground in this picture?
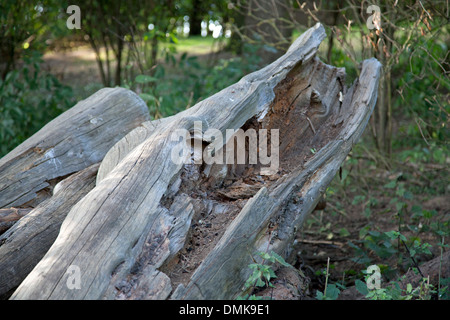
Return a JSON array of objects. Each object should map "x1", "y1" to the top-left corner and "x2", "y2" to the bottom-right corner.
[{"x1": 43, "y1": 46, "x2": 100, "y2": 83}]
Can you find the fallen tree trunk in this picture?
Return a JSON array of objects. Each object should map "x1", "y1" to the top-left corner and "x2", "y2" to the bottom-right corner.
[
  {"x1": 0, "y1": 163, "x2": 99, "y2": 299},
  {"x1": 5, "y1": 23, "x2": 382, "y2": 300},
  {"x1": 0, "y1": 87, "x2": 149, "y2": 209}
]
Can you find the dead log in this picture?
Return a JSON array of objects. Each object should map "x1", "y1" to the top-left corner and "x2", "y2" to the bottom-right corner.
[
  {"x1": 0, "y1": 87, "x2": 149, "y2": 209},
  {"x1": 170, "y1": 42, "x2": 381, "y2": 300},
  {"x1": 0, "y1": 163, "x2": 99, "y2": 299},
  {"x1": 9, "y1": 23, "x2": 381, "y2": 300}
]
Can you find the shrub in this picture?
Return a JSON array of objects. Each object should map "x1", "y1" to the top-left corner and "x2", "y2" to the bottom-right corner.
[{"x1": 0, "y1": 51, "x2": 75, "y2": 157}]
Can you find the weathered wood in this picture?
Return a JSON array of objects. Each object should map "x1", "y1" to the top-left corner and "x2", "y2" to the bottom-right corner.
[
  {"x1": 10, "y1": 23, "x2": 382, "y2": 300},
  {"x1": 10, "y1": 117, "x2": 205, "y2": 299},
  {"x1": 0, "y1": 163, "x2": 99, "y2": 299},
  {"x1": 0, "y1": 87, "x2": 149, "y2": 209},
  {"x1": 104, "y1": 193, "x2": 194, "y2": 300},
  {"x1": 0, "y1": 208, "x2": 31, "y2": 235},
  {"x1": 96, "y1": 117, "x2": 173, "y2": 184}
]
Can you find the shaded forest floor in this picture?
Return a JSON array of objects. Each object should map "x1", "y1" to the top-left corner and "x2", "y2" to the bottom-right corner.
[
  {"x1": 296, "y1": 157, "x2": 449, "y2": 298},
  {"x1": 41, "y1": 42, "x2": 449, "y2": 300}
]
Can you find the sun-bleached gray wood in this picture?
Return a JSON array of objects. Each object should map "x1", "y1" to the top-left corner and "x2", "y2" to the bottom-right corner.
[{"x1": 95, "y1": 118, "x2": 172, "y2": 184}]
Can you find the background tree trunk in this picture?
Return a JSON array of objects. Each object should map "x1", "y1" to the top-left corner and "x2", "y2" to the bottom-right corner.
[
  {"x1": 244, "y1": 0, "x2": 294, "y2": 65},
  {"x1": 189, "y1": 0, "x2": 204, "y2": 36}
]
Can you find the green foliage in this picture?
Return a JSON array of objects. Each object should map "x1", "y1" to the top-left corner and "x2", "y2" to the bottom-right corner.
[
  {"x1": 346, "y1": 173, "x2": 446, "y2": 271},
  {"x1": 238, "y1": 250, "x2": 291, "y2": 300},
  {"x1": 0, "y1": 51, "x2": 75, "y2": 157},
  {"x1": 325, "y1": 45, "x2": 358, "y2": 86},
  {"x1": 355, "y1": 279, "x2": 369, "y2": 295},
  {"x1": 323, "y1": 144, "x2": 449, "y2": 300},
  {"x1": 0, "y1": 0, "x2": 65, "y2": 77},
  {"x1": 246, "y1": 263, "x2": 277, "y2": 289},
  {"x1": 135, "y1": 75, "x2": 158, "y2": 84},
  {"x1": 439, "y1": 278, "x2": 450, "y2": 300},
  {"x1": 130, "y1": 43, "x2": 261, "y2": 119},
  {"x1": 255, "y1": 251, "x2": 291, "y2": 267},
  {"x1": 356, "y1": 274, "x2": 439, "y2": 300},
  {"x1": 393, "y1": 28, "x2": 449, "y2": 149},
  {"x1": 350, "y1": 228, "x2": 434, "y2": 275},
  {"x1": 314, "y1": 257, "x2": 343, "y2": 300},
  {"x1": 316, "y1": 283, "x2": 341, "y2": 300},
  {"x1": 365, "y1": 287, "x2": 397, "y2": 300}
]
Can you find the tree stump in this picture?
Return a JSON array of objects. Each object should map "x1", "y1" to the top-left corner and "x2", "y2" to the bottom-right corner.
[{"x1": 0, "y1": 23, "x2": 382, "y2": 300}]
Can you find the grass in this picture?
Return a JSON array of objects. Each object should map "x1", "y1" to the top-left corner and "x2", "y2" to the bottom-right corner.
[{"x1": 174, "y1": 35, "x2": 228, "y2": 55}]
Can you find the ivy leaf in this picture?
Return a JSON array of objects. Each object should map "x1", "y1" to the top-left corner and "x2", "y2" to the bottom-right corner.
[
  {"x1": 325, "y1": 284, "x2": 340, "y2": 300},
  {"x1": 270, "y1": 251, "x2": 291, "y2": 267},
  {"x1": 256, "y1": 251, "x2": 272, "y2": 261},
  {"x1": 384, "y1": 180, "x2": 397, "y2": 189},
  {"x1": 139, "y1": 93, "x2": 156, "y2": 102},
  {"x1": 339, "y1": 228, "x2": 351, "y2": 237},
  {"x1": 316, "y1": 291, "x2": 324, "y2": 300},
  {"x1": 406, "y1": 283, "x2": 413, "y2": 294},
  {"x1": 355, "y1": 279, "x2": 369, "y2": 295}
]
